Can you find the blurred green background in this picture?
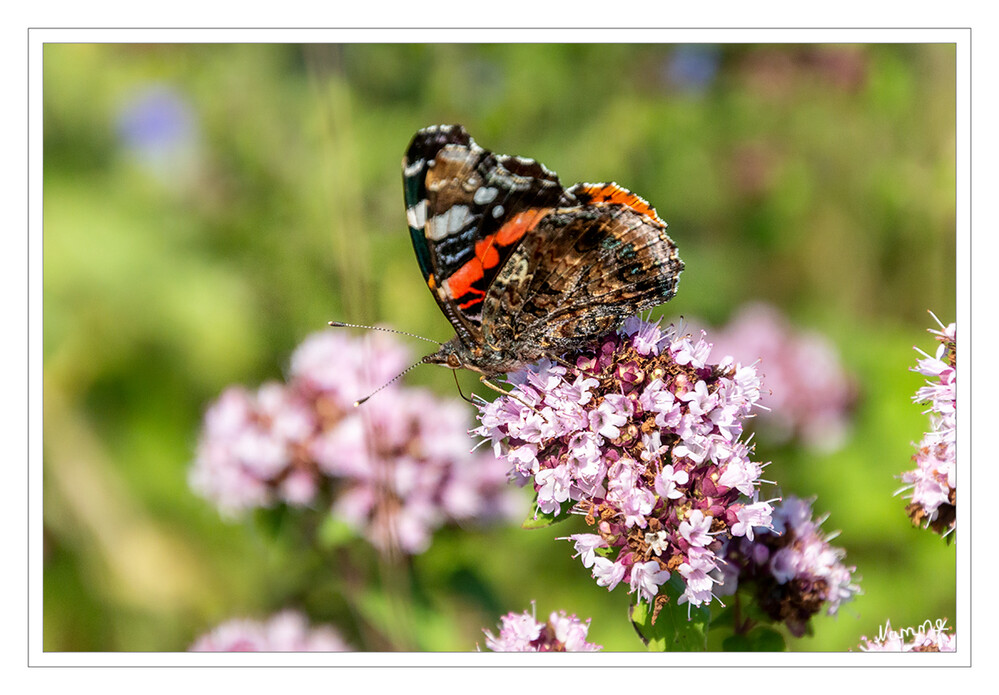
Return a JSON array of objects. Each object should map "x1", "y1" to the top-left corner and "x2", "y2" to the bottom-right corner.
[{"x1": 43, "y1": 43, "x2": 956, "y2": 652}]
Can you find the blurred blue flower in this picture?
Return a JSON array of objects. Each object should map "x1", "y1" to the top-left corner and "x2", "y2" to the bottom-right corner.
[
  {"x1": 665, "y1": 45, "x2": 721, "y2": 92},
  {"x1": 115, "y1": 84, "x2": 199, "y2": 181},
  {"x1": 117, "y1": 84, "x2": 194, "y2": 149}
]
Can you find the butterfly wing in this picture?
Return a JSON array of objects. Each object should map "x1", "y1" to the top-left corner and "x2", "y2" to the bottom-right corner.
[
  {"x1": 402, "y1": 125, "x2": 572, "y2": 348},
  {"x1": 480, "y1": 183, "x2": 683, "y2": 353}
]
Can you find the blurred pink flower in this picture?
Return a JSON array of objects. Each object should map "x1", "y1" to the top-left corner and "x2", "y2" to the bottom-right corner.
[
  {"x1": 190, "y1": 329, "x2": 522, "y2": 554},
  {"x1": 691, "y1": 302, "x2": 855, "y2": 451},
  {"x1": 317, "y1": 386, "x2": 520, "y2": 555},
  {"x1": 289, "y1": 330, "x2": 412, "y2": 411},
  {"x1": 188, "y1": 383, "x2": 317, "y2": 514},
  {"x1": 189, "y1": 610, "x2": 351, "y2": 652},
  {"x1": 482, "y1": 604, "x2": 601, "y2": 652}
]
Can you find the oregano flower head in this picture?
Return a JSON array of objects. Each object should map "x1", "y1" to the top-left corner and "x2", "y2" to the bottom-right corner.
[
  {"x1": 898, "y1": 314, "x2": 956, "y2": 538},
  {"x1": 190, "y1": 330, "x2": 519, "y2": 554},
  {"x1": 473, "y1": 318, "x2": 777, "y2": 612}
]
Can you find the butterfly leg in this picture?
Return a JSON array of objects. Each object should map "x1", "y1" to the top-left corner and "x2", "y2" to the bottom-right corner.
[
  {"x1": 451, "y1": 370, "x2": 476, "y2": 404},
  {"x1": 479, "y1": 376, "x2": 543, "y2": 414}
]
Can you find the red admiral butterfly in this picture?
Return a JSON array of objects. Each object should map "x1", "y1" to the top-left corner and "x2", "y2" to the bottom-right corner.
[{"x1": 403, "y1": 124, "x2": 683, "y2": 381}]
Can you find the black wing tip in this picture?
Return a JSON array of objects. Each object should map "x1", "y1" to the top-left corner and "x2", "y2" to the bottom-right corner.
[
  {"x1": 406, "y1": 124, "x2": 474, "y2": 160},
  {"x1": 417, "y1": 123, "x2": 468, "y2": 136}
]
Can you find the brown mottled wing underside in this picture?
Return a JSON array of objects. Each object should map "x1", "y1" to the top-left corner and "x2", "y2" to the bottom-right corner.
[{"x1": 480, "y1": 201, "x2": 682, "y2": 355}]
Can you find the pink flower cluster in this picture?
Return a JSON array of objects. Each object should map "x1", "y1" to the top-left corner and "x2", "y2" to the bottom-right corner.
[
  {"x1": 899, "y1": 314, "x2": 956, "y2": 537},
  {"x1": 859, "y1": 619, "x2": 955, "y2": 652},
  {"x1": 483, "y1": 604, "x2": 601, "y2": 652},
  {"x1": 716, "y1": 495, "x2": 860, "y2": 636},
  {"x1": 473, "y1": 317, "x2": 775, "y2": 611},
  {"x1": 189, "y1": 610, "x2": 351, "y2": 652},
  {"x1": 190, "y1": 330, "x2": 520, "y2": 554},
  {"x1": 696, "y1": 303, "x2": 855, "y2": 451}
]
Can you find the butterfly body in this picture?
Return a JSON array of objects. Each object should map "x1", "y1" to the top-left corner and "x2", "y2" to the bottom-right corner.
[{"x1": 404, "y1": 124, "x2": 683, "y2": 378}]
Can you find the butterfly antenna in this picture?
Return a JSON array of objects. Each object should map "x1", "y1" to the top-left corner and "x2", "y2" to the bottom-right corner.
[
  {"x1": 328, "y1": 321, "x2": 442, "y2": 346},
  {"x1": 353, "y1": 356, "x2": 433, "y2": 407}
]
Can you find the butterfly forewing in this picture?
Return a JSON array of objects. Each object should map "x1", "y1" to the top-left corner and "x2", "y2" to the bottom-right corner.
[{"x1": 403, "y1": 126, "x2": 571, "y2": 339}]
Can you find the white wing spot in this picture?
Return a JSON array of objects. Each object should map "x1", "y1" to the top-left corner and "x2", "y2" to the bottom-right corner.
[
  {"x1": 492, "y1": 204, "x2": 505, "y2": 218},
  {"x1": 446, "y1": 205, "x2": 472, "y2": 234},
  {"x1": 427, "y1": 205, "x2": 473, "y2": 240},
  {"x1": 403, "y1": 158, "x2": 424, "y2": 177},
  {"x1": 406, "y1": 200, "x2": 426, "y2": 229},
  {"x1": 473, "y1": 186, "x2": 499, "y2": 205}
]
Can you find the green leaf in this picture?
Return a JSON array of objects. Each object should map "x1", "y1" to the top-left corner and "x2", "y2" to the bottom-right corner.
[
  {"x1": 521, "y1": 496, "x2": 575, "y2": 529},
  {"x1": 740, "y1": 591, "x2": 775, "y2": 624},
  {"x1": 722, "y1": 633, "x2": 752, "y2": 651},
  {"x1": 721, "y1": 627, "x2": 786, "y2": 652},
  {"x1": 747, "y1": 626, "x2": 786, "y2": 652},
  {"x1": 709, "y1": 605, "x2": 735, "y2": 629},
  {"x1": 630, "y1": 576, "x2": 710, "y2": 651}
]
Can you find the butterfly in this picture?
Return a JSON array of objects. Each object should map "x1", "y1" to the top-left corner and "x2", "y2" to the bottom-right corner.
[{"x1": 403, "y1": 124, "x2": 683, "y2": 382}]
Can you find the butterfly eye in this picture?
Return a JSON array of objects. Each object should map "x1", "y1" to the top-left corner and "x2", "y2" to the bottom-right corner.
[{"x1": 447, "y1": 354, "x2": 462, "y2": 369}]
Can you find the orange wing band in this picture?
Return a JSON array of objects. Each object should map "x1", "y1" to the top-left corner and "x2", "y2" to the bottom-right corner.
[
  {"x1": 574, "y1": 183, "x2": 662, "y2": 223},
  {"x1": 444, "y1": 208, "x2": 552, "y2": 304}
]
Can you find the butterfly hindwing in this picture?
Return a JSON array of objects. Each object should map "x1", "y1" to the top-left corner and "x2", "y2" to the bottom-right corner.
[{"x1": 480, "y1": 188, "x2": 681, "y2": 352}]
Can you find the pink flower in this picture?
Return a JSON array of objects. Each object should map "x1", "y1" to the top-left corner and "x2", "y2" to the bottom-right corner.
[
  {"x1": 588, "y1": 395, "x2": 632, "y2": 439},
  {"x1": 719, "y1": 495, "x2": 860, "y2": 637},
  {"x1": 678, "y1": 380, "x2": 717, "y2": 416},
  {"x1": 550, "y1": 612, "x2": 601, "y2": 652},
  {"x1": 591, "y1": 557, "x2": 626, "y2": 590},
  {"x1": 483, "y1": 605, "x2": 601, "y2": 652},
  {"x1": 288, "y1": 330, "x2": 411, "y2": 409},
  {"x1": 473, "y1": 319, "x2": 775, "y2": 609},
  {"x1": 679, "y1": 510, "x2": 713, "y2": 547},
  {"x1": 323, "y1": 386, "x2": 520, "y2": 555},
  {"x1": 691, "y1": 303, "x2": 855, "y2": 451},
  {"x1": 622, "y1": 315, "x2": 667, "y2": 355},
  {"x1": 654, "y1": 464, "x2": 689, "y2": 500},
  {"x1": 189, "y1": 383, "x2": 317, "y2": 515},
  {"x1": 899, "y1": 313, "x2": 956, "y2": 538},
  {"x1": 672, "y1": 332, "x2": 712, "y2": 369},
  {"x1": 563, "y1": 374, "x2": 600, "y2": 406},
  {"x1": 731, "y1": 499, "x2": 774, "y2": 542},
  {"x1": 566, "y1": 533, "x2": 608, "y2": 568},
  {"x1": 191, "y1": 329, "x2": 522, "y2": 555},
  {"x1": 629, "y1": 560, "x2": 672, "y2": 604},
  {"x1": 678, "y1": 548, "x2": 721, "y2": 606},
  {"x1": 190, "y1": 610, "x2": 351, "y2": 652},
  {"x1": 717, "y1": 454, "x2": 760, "y2": 496},
  {"x1": 536, "y1": 465, "x2": 574, "y2": 515},
  {"x1": 639, "y1": 379, "x2": 681, "y2": 428}
]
